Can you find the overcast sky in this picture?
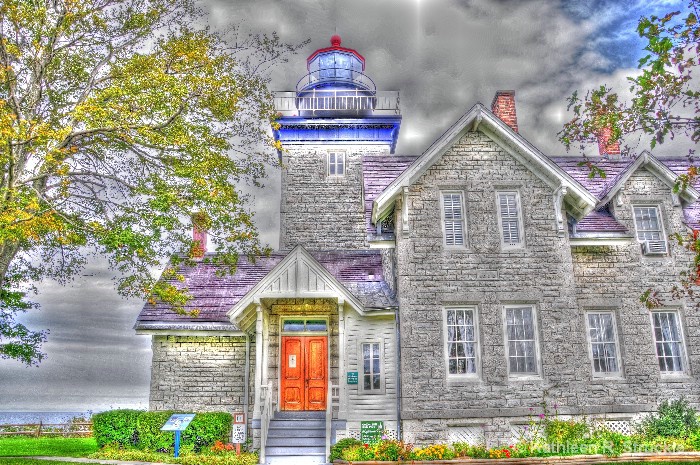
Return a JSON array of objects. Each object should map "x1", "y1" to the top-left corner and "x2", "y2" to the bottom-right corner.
[{"x1": 0, "y1": 0, "x2": 691, "y2": 413}]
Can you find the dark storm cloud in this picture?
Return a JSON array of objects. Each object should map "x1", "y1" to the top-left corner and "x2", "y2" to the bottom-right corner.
[{"x1": 1, "y1": 0, "x2": 689, "y2": 412}]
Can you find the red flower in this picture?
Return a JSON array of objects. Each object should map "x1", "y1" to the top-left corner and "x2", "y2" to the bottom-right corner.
[{"x1": 363, "y1": 443, "x2": 369, "y2": 449}]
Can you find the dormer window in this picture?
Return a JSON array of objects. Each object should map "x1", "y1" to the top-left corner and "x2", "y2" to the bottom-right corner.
[
  {"x1": 633, "y1": 206, "x2": 667, "y2": 255},
  {"x1": 328, "y1": 151, "x2": 345, "y2": 177}
]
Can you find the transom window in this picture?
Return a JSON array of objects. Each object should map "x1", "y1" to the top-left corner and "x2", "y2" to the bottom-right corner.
[
  {"x1": 445, "y1": 307, "x2": 479, "y2": 376},
  {"x1": 651, "y1": 311, "x2": 686, "y2": 373},
  {"x1": 282, "y1": 319, "x2": 327, "y2": 332},
  {"x1": 497, "y1": 192, "x2": 523, "y2": 248},
  {"x1": 362, "y1": 342, "x2": 382, "y2": 393},
  {"x1": 328, "y1": 151, "x2": 345, "y2": 177},
  {"x1": 633, "y1": 206, "x2": 663, "y2": 241},
  {"x1": 504, "y1": 306, "x2": 539, "y2": 375},
  {"x1": 586, "y1": 312, "x2": 621, "y2": 375},
  {"x1": 441, "y1": 191, "x2": 466, "y2": 247}
]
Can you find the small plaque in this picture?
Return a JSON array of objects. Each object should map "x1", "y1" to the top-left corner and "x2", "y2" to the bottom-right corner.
[
  {"x1": 289, "y1": 354, "x2": 296, "y2": 368},
  {"x1": 231, "y1": 423, "x2": 246, "y2": 444},
  {"x1": 361, "y1": 420, "x2": 384, "y2": 444},
  {"x1": 233, "y1": 412, "x2": 245, "y2": 423},
  {"x1": 347, "y1": 371, "x2": 358, "y2": 384},
  {"x1": 161, "y1": 414, "x2": 195, "y2": 431}
]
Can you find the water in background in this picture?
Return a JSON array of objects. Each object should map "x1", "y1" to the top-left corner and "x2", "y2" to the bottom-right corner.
[{"x1": 0, "y1": 412, "x2": 92, "y2": 425}]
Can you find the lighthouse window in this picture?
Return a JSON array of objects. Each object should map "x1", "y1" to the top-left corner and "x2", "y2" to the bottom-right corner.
[{"x1": 328, "y1": 151, "x2": 345, "y2": 177}]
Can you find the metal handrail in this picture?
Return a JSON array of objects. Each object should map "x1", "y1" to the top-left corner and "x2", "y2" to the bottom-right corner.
[
  {"x1": 296, "y1": 68, "x2": 376, "y2": 93},
  {"x1": 325, "y1": 384, "x2": 340, "y2": 461},
  {"x1": 272, "y1": 90, "x2": 400, "y2": 116},
  {"x1": 260, "y1": 382, "x2": 273, "y2": 464}
]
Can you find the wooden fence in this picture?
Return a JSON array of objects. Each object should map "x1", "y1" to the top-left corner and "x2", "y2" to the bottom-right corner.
[{"x1": 0, "y1": 421, "x2": 92, "y2": 437}]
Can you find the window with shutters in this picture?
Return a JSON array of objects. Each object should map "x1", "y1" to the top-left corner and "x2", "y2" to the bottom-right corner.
[
  {"x1": 586, "y1": 312, "x2": 622, "y2": 377},
  {"x1": 503, "y1": 305, "x2": 540, "y2": 377},
  {"x1": 650, "y1": 311, "x2": 687, "y2": 374},
  {"x1": 496, "y1": 191, "x2": 524, "y2": 249},
  {"x1": 441, "y1": 191, "x2": 466, "y2": 247},
  {"x1": 444, "y1": 307, "x2": 480, "y2": 379},
  {"x1": 327, "y1": 151, "x2": 345, "y2": 177},
  {"x1": 360, "y1": 342, "x2": 384, "y2": 394}
]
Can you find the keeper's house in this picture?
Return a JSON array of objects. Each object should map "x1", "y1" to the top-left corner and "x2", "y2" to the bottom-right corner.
[{"x1": 135, "y1": 36, "x2": 700, "y2": 465}]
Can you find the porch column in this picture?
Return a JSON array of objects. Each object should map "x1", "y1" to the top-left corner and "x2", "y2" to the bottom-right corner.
[
  {"x1": 253, "y1": 301, "x2": 263, "y2": 420},
  {"x1": 338, "y1": 300, "x2": 347, "y2": 418},
  {"x1": 262, "y1": 309, "x2": 270, "y2": 394}
]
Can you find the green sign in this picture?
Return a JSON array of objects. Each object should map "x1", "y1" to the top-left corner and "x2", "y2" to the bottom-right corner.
[
  {"x1": 361, "y1": 421, "x2": 384, "y2": 444},
  {"x1": 347, "y1": 371, "x2": 358, "y2": 384}
]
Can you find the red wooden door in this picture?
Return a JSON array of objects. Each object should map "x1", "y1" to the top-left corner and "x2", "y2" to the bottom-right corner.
[{"x1": 281, "y1": 336, "x2": 327, "y2": 411}]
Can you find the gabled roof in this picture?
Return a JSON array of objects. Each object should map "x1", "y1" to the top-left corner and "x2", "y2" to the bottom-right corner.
[
  {"x1": 550, "y1": 157, "x2": 634, "y2": 200},
  {"x1": 363, "y1": 155, "x2": 418, "y2": 236},
  {"x1": 372, "y1": 104, "x2": 598, "y2": 224},
  {"x1": 595, "y1": 151, "x2": 700, "y2": 208},
  {"x1": 135, "y1": 248, "x2": 396, "y2": 331}
]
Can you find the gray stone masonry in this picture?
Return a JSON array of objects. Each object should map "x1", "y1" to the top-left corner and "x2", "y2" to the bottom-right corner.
[
  {"x1": 394, "y1": 132, "x2": 700, "y2": 446},
  {"x1": 280, "y1": 144, "x2": 389, "y2": 250},
  {"x1": 149, "y1": 336, "x2": 255, "y2": 436}
]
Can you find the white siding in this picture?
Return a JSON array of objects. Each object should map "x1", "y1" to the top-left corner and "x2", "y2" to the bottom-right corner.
[{"x1": 345, "y1": 312, "x2": 398, "y2": 422}]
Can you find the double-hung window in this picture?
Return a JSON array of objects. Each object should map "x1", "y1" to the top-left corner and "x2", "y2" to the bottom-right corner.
[
  {"x1": 634, "y1": 206, "x2": 667, "y2": 254},
  {"x1": 496, "y1": 192, "x2": 523, "y2": 249},
  {"x1": 361, "y1": 342, "x2": 383, "y2": 393},
  {"x1": 651, "y1": 311, "x2": 686, "y2": 373},
  {"x1": 328, "y1": 151, "x2": 345, "y2": 177},
  {"x1": 586, "y1": 312, "x2": 622, "y2": 376},
  {"x1": 504, "y1": 306, "x2": 539, "y2": 376},
  {"x1": 441, "y1": 192, "x2": 466, "y2": 247},
  {"x1": 444, "y1": 307, "x2": 479, "y2": 377}
]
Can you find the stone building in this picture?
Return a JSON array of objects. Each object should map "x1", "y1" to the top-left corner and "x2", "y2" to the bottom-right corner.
[{"x1": 135, "y1": 36, "x2": 700, "y2": 464}]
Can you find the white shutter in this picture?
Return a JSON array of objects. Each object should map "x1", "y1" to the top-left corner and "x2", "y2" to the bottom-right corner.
[
  {"x1": 442, "y1": 192, "x2": 465, "y2": 246},
  {"x1": 498, "y1": 192, "x2": 521, "y2": 247}
]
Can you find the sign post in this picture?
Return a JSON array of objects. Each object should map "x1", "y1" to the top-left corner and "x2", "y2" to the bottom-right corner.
[
  {"x1": 231, "y1": 412, "x2": 246, "y2": 455},
  {"x1": 161, "y1": 414, "x2": 195, "y2": 458}
]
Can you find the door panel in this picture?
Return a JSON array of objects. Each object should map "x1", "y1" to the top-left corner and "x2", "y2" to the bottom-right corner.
[{"x1": 280, "y1": 336, "x2": 327, "y2": 411}]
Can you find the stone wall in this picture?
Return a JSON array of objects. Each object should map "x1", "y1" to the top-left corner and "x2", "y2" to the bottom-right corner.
[
  {"x1": 280, "y1": 144, "x2": 389, "y2": 250},
  {"x1": 394, "y1": 132, "x2": 700, "y2": 446},
  {"x1": 149, "y1": 335, "x2": 255, "y2": 425}
]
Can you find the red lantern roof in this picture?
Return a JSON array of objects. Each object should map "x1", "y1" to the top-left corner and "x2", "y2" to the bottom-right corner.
[{"x1": 306, "y1": 35, "x2": 366, "y2": 71}]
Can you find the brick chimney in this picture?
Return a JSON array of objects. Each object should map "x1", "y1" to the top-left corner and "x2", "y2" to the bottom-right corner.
[
  {"x1": 491, "y1": 90, "x2": 518, "y2": 133},
  {"x1": 596, "y1": 126, "x2": 621, "y2": 158},
  {"x1": 191, "y1": 212, "x2": 208, "y2": 259}
]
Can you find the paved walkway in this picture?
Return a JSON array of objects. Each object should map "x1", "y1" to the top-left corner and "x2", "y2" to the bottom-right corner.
[{"x1": 21, "y1": 457, "x2": 167, "y2": 465}]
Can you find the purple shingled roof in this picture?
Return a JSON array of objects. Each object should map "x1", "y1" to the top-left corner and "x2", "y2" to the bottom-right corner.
[
  {"x1": 575, "y1": 208, "x2": 628, "y2": 233},
  {"x1": 363, "y1": 155, "x2": 418, "y2": 235},
  {"x1": 551, "y1": 157, "x2": 634, "y2": 199},
  {"x1": 136, "y1": 249, "x2": 396, "y2": 327}
]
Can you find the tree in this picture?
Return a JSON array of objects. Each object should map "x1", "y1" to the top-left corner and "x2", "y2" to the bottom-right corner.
[
  {"x1": 558, "y1": 0, "x2": 699, "y2": 306},
  {"x1": 0, "y1": 0, "x2": 305, "y2": 365}
]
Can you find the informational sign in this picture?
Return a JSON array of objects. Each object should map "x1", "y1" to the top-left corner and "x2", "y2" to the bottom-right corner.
[
  {"x1": 360, "y1": 421, "x2": 384, "y2": 444},
  {"x1": 347, "y1": 371, "x2": 358, "y2": 384},
  {"x1": 161, "y1": 414, "x2": 195, "y2": 431},
  {"x1": 161, "y1": 414, "x2": 195, "y2": 458},
  {"x1": 232, "y1": 412, "x2": 246, "y2": 445}
]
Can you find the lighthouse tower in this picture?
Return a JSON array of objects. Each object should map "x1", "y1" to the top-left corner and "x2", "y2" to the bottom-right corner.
[{"x1": 273, "y1": 36, "x2": 402, "y2": 250}]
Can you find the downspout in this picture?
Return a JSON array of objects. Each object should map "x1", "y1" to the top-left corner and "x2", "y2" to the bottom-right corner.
[{"x1": 244, "y1": 333, "x2": 250, "y2": 423}]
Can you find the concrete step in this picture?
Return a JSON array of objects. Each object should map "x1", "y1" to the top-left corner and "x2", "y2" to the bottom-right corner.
[
  {"x1": 268, "y1": 419, "x2": 325, "y2": 429},
  {"x1": 273, "y1": 410, "x2": 324, "y2": 420},
  {"x1": 266, "y1": 445, "x2": 325, "y2": 456},
  {"x1": 267, "y1": 436, "x2": 326, "y2": 447},
  {"x1": 268, "y1": 427, "x2": 325, "y2": 438}
]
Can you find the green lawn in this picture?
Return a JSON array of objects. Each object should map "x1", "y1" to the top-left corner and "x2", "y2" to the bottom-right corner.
[
  {"x1": 0, "y1": 460, "x2": 104, "y2": 465},
  {"x1": 0, "y1": 437, "x2": 97, "y2": 458}
]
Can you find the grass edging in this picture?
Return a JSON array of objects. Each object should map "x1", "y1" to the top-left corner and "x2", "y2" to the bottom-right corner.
[{"x1": 333, "y1": 451, "x2": 700, "y2": 464}]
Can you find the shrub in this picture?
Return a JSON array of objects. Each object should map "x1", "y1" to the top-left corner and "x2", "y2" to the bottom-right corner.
[
  {"x1": 452, "y1": 442, "x2": 489, "y2": 458},
  {"x1": 589, "y1": 428, "x2": 629, "y2": 456},
  {"x1": 342, "y1": 444, "x2": 375, "y2": 461},
  {"x1": 545, "y1": 418, "x2": 589, "y2": 446},
  {"x1": 372, "y1": 439, "x2": 413, "y2": 461},
  {"x1": 136, "y1": 411, "x2": 174, "y2": 452},
  {"x1": 639, "y1": 398, "x2": 700, "y2": 439},
  {"x1": 92, "y1": 409, "x2": 143, "y2": 448},
  {"x1": 689, "y1": 430, "x2": 700, "y2": 451},
  {"x1": 412, "y1": 443, "x2": 455, "y2": 461},
  {"x1": 180, "y1": 451, "x2": 258, "y2": 465},
  {"x1": 329, "y1": 437, "x2": 361, "y2": 462},
  {"x1": 134, "y1": 411, "x2": 232, "y2": 452}
]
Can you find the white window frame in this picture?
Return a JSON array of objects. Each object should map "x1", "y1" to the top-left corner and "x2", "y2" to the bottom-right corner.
[
  {"x1": 649, "y1": 310, "x2": 688, "y2": 376},
  {"x1": 327, "y1": 151, "x2": 345, "y2": 177},
  {"x1": 585, "y1": 311, "x2": 623, "y2": 378},
  {"x1": 440, "y1": 191, "x2": 467, "y2": 248},
  {"x1": 496, "y1": 191, "x2": 525, "y2": 250},
  {"x1": 443, "y1": 306, "x2": 480, "y2": 380},
  {"x1": 632, "y1": 205, "x2": 666, "y2": 242},
  {"x1": 359, "y1": 341, "x2": 385, "y2": 394},
  {"x1": 503, "y1": 305, "x2": 541, "y2": 378}
]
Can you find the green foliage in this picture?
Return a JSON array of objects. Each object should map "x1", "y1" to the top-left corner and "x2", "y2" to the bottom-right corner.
[
  {"x1": 545, "y1": 418, "x2": 590, "y2": 446},
  {"x1": 452, "y1": 442, "x2": 489, "y2": 458},
  {"x1": 341, "y1": 444, "x2": 375, "y2": 461},
  {"x1": 135, "y1": 411, "x2": 174, "y2": 452},
  {"x1": 689, "y1": 430, "x2": 700, "y2": 450},
  {"x1": 372, "y1": 439, "x2": 413, "y2": 461},
  {"x1": 181, "y1": 413, "x2": 232, "y2": 452},
  {"x1": 0, "y1": 0, "x2": 307, "y2": 365},
  {"x1": 0, "y1": 437, "x2": 97, "y2": 457},
  {"x1": 92, "y1": 409, "x2": 143, "y2": 448},
  {"x1": 329, "y1": 437, "x2": 361, "y2": 462},
  {"x1": 589, "y1": 428, "x2": 630, "y2": 456},
  {"x1": 640, "y1": 399, "x2": 700, "y2": 439}
]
